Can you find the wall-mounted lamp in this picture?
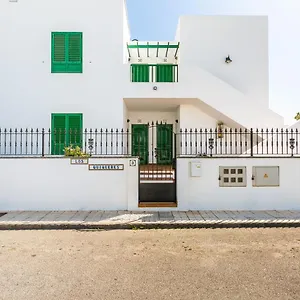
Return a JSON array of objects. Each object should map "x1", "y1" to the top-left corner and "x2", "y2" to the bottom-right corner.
[
  {"x1": 225, "y1": 55, "x2": 232, "y2": 64},
  {"x1": 127, "y1": 119, "x2": 130, "y2": 123}
]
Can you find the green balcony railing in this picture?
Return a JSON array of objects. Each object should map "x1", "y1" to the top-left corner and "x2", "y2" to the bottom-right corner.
[{"x1": 131, "y1": 64, "x2": 178, "y2": 83}]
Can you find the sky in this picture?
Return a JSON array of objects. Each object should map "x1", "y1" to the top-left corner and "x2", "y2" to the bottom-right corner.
[{"x1": 126, "y1": 0, "x2": 300, "y2": 125}]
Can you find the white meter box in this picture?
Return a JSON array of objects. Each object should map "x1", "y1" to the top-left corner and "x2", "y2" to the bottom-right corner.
[
  {"x1": 190, "y1": 162, "x2": 202, "y2": 177},
  {"x1": 252, "y1": 166, "x2": 279, "y2": 187}
]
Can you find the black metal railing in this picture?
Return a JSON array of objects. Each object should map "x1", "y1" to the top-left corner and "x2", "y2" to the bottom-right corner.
[
  {"x1": 178, "y1": 128, "x2": 300, "y2": 157},
  {"x1": 0, "y1": 127, "x2": 299, "y2": 157},
  {"x1": 0, "y1": 128, "x2": 130, "y2": 157}
]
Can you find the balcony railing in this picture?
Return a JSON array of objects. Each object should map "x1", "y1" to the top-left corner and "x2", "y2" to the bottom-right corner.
[{"x1": 130, "y1": 64, "x2": 178, "y2": 83}]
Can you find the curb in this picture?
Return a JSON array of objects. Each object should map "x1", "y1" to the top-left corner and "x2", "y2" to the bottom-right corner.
[{"x1": 1, "y1": 221, "x2": 300, "y2": 230}]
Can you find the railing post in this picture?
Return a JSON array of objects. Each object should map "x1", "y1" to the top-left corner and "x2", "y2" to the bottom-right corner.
[
  {"x1": 250, "y1": 128, "x2": 253, "y2": 157},
  {"x1": 41, "y1": 128, "x2": 45, "y2": 157}
]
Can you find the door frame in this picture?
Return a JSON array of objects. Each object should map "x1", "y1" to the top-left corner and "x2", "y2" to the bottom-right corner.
[
  {"x1": 156, "y1": 123, "x2": 173, "y2": 165},
  {"x1": 131, "y1": 124, "x2": 149, "y2": 165}
]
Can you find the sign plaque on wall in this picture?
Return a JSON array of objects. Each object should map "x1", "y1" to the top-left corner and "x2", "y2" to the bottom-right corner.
[
  {"x1": 88, "y1": 164, "x2": 124, "y2": 171},
  {"x1": 70, "y1": 158, "x2": 89, "y2": 165}
]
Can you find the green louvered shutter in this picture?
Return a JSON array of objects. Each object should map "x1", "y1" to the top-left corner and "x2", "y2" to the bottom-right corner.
[
  {"x1": 68, "y1": 114, "x2": 83, "y2": 148},
  {"x1": 52, "y1": 33, "x2": 67, "y2": 73},
  {"x1": 51, "y1": 114, "x2": 67, "y2": 155},
  {"x1": 156, "y1": 65, "x2": 174, "y2": 82},
  {"x1": 51, "y1": 32, "x2": 82, "y2": 73},
  {"x1": 66, "y1": 33, "x2": 83, "y2": 73},
  {"x1": 131, "y1": 64, "x2": 149, "y2": 82}
]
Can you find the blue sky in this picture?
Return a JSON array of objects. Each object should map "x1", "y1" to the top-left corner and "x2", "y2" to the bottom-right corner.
[{"x1": 127, "y1": 0, "x2": 300, "y2": 125}]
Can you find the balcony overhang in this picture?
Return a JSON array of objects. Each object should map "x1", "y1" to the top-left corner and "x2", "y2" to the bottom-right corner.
[{"x1": 127, "y1": 41, "x2": 180, "y2": 64}]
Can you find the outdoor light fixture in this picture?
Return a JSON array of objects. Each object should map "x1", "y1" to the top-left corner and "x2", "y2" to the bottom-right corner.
[
  {"x1": 208, "y1": 138, "x2": 214, "y2": 157},
  {"x1": 289, "y1": 138, "x2": 295, "y2": 156},
  {"x1": 225, "y1": 55, "x2": 232, "y2": 64}
]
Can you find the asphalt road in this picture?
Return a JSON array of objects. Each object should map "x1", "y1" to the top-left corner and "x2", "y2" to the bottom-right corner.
[{"x1": 0, "y1": 228, "x2": 299, "y2": 300}]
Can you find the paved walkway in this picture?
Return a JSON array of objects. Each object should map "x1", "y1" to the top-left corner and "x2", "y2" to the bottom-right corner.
[{"x1": 1, "y1": 210, "x2": 300, "y2": 229}]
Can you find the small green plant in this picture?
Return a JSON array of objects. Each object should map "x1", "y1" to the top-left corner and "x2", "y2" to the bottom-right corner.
[
  {"x1": 295, "y1": 113, "x2": 300, "y2": 121},
  {"x1": 64, "y1": 145, "x2": 90, "y2": 157}
]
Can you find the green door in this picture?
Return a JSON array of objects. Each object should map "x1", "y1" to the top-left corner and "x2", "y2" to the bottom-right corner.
[
  {"x1": 157, "y1": 124, "x2": 173, "y2": 165},
  {"x1": 132, "y1": 124, "x2": 149, "y2": 165},
  {"x1": 51, "y1": 113, "x2": 83, "y2": 155}
]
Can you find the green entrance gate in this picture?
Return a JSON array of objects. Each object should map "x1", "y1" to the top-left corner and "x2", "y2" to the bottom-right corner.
[{"x1": 132, "y1": 123, "x2": 177, "y2": 204}]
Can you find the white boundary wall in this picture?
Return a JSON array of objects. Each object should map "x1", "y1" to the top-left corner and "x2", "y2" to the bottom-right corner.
[
  {"x1": 0, "y1": 158, "x2": 138, "y2": 211},
  {"x1": 177, "y1": 158, "x2": 300, "y2": 211},
  {"x1": 2, "y1": 157, "x2": 300, "y2": 211}
]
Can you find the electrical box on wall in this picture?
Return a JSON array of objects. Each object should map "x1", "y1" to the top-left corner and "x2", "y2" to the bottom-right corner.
[
  {"x1": 190, "y1": 162, "x2": 202, "y2": 177},
  {"x1": 252, "y1": 166, "x2": 280, "y2": 187},
  {"x1": 219, "y1": 166, "x2": 247, "y2": 187}
]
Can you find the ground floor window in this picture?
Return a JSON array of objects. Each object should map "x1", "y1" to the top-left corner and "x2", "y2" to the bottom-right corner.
[{"x1": 51, "y1": 113, "x2": 83, "y2": 155}]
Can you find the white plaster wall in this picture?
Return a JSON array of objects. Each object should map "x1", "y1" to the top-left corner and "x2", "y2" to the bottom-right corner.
[
  {"x1": 123, "y1": 0, "x2": 131, "y2": 63},
  {"x1": 177, "y1": 15, "x2": 269, "y2": 109},
  {"x1": 0, "y1": 0, "x2": 126, "y2": 129},
  {"x1": 128, "y1": 111, "x2": 177, "y2": 127},
  {"x1": 0, "y1": 158, "x2": 138, "y2": 211},
  {"x1": 178, "y1": 105, "x2": 217, "y2": 129},
  {"x1": 177, "y1": 158, "x2": 300, "y2": 210},
  {"x1": 124, "y1": 64, "x2": 284, "y2": 128}
]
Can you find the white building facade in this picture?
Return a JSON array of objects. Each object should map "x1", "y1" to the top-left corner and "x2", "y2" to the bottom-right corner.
[
  {"x1": 0, "y1": 0, "x2": 283, "y2": 130},
  {"x1": 2, "y1": 0, "x2": 298, "y2": 211}
]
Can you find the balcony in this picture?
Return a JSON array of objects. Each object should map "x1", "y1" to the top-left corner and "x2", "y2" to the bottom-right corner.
[
  {"x1": 130, "y1": 64, "x2": 178, "y2": 83},
  {"x1": 127, "y1": 41, "x2": 179, "y2": 83}
]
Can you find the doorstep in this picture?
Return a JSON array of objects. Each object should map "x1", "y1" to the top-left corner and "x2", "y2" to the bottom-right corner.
[{"x1": 138, "y1": 202, "x2": 177, "y2": 208}]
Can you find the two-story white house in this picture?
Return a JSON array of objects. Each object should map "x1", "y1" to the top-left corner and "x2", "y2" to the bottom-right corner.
[{"x1": 0, "y1": 0, "x2": 284, "y2": 159}]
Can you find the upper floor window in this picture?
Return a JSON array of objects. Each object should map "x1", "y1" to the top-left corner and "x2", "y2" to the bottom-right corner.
[
  {"x1": 131, "y1": 64, "x2": 178, "y2": 83},
  {"x1": 51, "y1": 32, "x2": 83, "y2": 73}
]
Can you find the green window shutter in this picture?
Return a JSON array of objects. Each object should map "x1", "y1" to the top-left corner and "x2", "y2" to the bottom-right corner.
[
  {"x1": 131, "y1": 64, "x2": 149, "y2": 82},
  {"x1": 51, "y1": 114, "x2": 67, "y2": 155},
  {"x1": 156, "y1": 65, "x2": 174, "y2": 82},
  {"x1": 68, "y1": 114, "x2": 83, "y2": 147},
  {"x1": 66, "y1": 33, "x2": 83, "y2": 73},
  {"x1": 51, "y1": 32, "x2": 82, "y2": 73},
  {"x1": 51, "y1": 113, "x2": 83, "y2": 155},
  {"x1": 51, "y1": 33, "x2": 67, "y2": 73}
]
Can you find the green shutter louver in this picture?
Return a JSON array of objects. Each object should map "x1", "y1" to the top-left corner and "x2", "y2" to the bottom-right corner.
[
  {"x1": 51, "y1": 114, "x2": 67, "y2": 155},
  {"x1": 68, "y1": 114, "x2": 83, "y2": 147},
  {"x1": 156, "y1": 65, "x2": 174, "y2": 82},
  {"x1": 67, "y1": 33, "x2": 82, "y2": 73},
  {"x1": 131, "y1": 64, "x2": 150, "y2": 82},
  {"x1": 52, "y1": 33, "x2": 67, "y2": 73},
  {"x1": 51, "y1": 32, "x2": 83, "y2": 73},
  {"x1": 51, "y1": 113, "x2": 83, "y2": 155}
]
